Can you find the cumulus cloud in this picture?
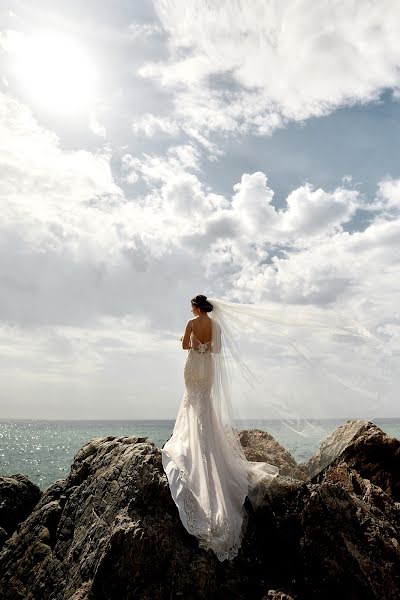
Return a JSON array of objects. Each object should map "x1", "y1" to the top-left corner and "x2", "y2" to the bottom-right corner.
[
  {"x1": 1, "y1": 89, "x2": 376, "y2": 331},
  {"x1": 121, "y1": 143, "x2": 201, "y2": 185},
  {"x1": 0, "y1": 93, "x2": 212, "y2": 331},
  {"x1": 280, "y1": 184, "x2": 359, "y2": 238},
  {"x1": 136, "y1": 0, "x2": 400, "y2": 137},
  {"x1": 202, "y1": 171, "x2": 361, "y2": 246},
  {"x1": 0, "y1": 93, "x2": 120, "y2": 210},
  {"x1": 231, "y1": 172, "x2": 279, "y2": 238},
  {"x1": 1, "y1": 88, "x2": 399, "y2": 417},
  {"x1": 375, "y1": 177, "x2": 400, "y2": 211}
]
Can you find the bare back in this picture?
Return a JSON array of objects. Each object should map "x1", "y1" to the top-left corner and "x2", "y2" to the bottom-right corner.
[{"x1": 191, "y1": 317, "x2": 212, "y2": 343}]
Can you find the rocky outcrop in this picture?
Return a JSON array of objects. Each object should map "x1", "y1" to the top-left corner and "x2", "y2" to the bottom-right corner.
[
  {"x1": 301, "y1": 419, "x2": 400, "y2": 500},
  {"x1": 0, "y1": 421, "x2": 399, "y2": 599},
  {"x1": 300, "y1": 419, "x2": 369, "y2": 479},
  {"x1": 238, "y1": 428, "x2": 308, "y2": 481},
  {"x1": 0, "y1": 474, "x2": 42, "y2": 548}
]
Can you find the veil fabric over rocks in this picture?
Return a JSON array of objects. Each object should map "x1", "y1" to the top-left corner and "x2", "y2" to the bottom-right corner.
[{"x1": 207, "y1": 295, "x2": 393, "y2": 443}]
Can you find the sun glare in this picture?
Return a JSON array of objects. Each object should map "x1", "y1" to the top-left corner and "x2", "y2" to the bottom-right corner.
[{"x1": 13, "y1": 32, "x2": 97, "y2": 114}]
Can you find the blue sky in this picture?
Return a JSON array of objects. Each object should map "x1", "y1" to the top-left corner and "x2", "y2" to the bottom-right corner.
[{"x1": 0, "y1": 1, "x2": 399, "y2": 419}]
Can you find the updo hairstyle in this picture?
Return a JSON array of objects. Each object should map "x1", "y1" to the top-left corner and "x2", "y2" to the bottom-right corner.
[{"x1": 191, "y1": 294, "x2": 213, "y2": 313}]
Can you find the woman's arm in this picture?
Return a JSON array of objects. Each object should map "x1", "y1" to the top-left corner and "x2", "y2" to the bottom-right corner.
[{"x1": 181, "y1": 320, "x2": 192, "y2": 350}]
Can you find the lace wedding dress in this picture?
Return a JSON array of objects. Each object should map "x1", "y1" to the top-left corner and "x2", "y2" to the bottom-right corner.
[
  {"x1": 161, "y1": 315, "x2": 280, "y2": 562},
  {"x1": 161, "y1": 294, "x2": 392, "y2": 561}
]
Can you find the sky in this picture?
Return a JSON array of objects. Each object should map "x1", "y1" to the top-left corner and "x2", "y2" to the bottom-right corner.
[{"x1": 0, "y1": 0, "x2": 399, "y2": 420}]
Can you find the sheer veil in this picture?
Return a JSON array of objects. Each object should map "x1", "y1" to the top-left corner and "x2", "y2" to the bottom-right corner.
[{"x1": 207, "y1": 295, "x2": 395, "y2": 490}]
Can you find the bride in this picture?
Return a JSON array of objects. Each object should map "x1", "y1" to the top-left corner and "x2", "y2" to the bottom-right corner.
[
  {"x1": 161, "y1": 294, "x2": 280, "y2": 562},
  {"x1": 161, "y1": 291, "x2": 390, "y2": 561}
]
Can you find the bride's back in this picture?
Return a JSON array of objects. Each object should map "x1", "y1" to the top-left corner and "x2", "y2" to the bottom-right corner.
[{"x1": 191, "y1": 316, "x2": 212, "y2": 343}]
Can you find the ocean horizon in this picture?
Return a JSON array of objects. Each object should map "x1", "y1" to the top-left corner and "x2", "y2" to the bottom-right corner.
[{"x1": 1, "y1": 417, "x2": 399, "y2": 492}]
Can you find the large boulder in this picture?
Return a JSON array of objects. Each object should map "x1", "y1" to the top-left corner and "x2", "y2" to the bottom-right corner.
[
  {"x1": 238, "y1": 428, "x2": 308, "y2": 482},
  {"x1": 301, "y1": 419, "x2": 400, "y2": 500},
  {"x1": 0, "y1": 436, "x2": 226, "y2": 600},
  {"x1": 0, "y1": 424, "x2": 398, "y2": 599},
  {"x1": 0, "y1": 474, "x2": 42, "y2": 548}
]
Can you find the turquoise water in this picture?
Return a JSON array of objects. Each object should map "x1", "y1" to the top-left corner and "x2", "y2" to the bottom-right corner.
[{"x1": 0, "y1": 418, "x2": 399, "y2": 491}]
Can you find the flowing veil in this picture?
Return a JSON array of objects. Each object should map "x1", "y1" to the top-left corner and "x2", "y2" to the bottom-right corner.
[
  {"x1": 207, "y1": 295, "x2": 395, "y2": 467},
  {"x1": 208, "y1": 300, "x2": 280, "y2": 511}
]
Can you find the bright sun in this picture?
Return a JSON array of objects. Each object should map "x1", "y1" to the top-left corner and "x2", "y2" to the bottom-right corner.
[{"x1": 13, "y1": 32, "x2": 97, "y2": 114}]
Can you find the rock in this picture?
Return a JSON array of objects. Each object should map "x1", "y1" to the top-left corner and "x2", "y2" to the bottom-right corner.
[
  {"x1": 323, "y1": 461, "x2": 399, "y2": 523},
  {"x1": 0, "y1": 436, "x2": 223, "y2": 600},
  {"x1": 238, "y1": 428, "x2": 308, "y2": 482},
  {"x1": 264, "y1": 592, "x2": 295, "y2": 600},
  {"x1": 301, "y1": 419, "x2": 370, "y2": 479},
  {"x1": 263, "y1": 464, "x2": 400, "y2": 599},
  {"x1": 0, "y1": 527, "x2": 7, "y2": 548},
  {"x1": 0, "y1": 423, "x2": 399, "y2": 599},
  {"x1": 0, "y1": 474, "x2": 42, "y2": 548},
  {"x1": 298, "y1": 480, "x2": 399, "y2": 599},
  {"x1": 302, "y1": 419, "x2": 400, "y2": 500}
]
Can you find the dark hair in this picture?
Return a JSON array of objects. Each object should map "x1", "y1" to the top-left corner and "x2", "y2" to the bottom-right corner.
[{"x1": 191, "y1": 294, "x2": 213, "y2": 312}]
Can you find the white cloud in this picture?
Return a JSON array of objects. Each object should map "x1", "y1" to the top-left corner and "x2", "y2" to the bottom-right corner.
[
  {"x1": 226, "y1": 213, "x2": 400, "y2": 311},
  {"x1": 1, "y1": 91, "x2": 397, "y2": 325},
  {"x1": 359, "y1": 176, "x2": 400, "y2": 215},
  {"x1": 376, "y1": 177, "x2": 400, "y2": 210},
  {"x1": 0, "y1": 93, "x2": 121, "y2": 213},
  {"x1": 1, "y1": 91, "x2": 399, "y2": 418},
  {"x1": 131, "y1": 113, "x2": 180, "y2": 137},
  {"x1": 206, "y1": 172, "x2": 361, "y2": 245},
  {"x1": 162, "y1": 172, "x2": 213, "y2": 218},
  {"x1": 0, "y1": 316, "x2": 184, "y2": 419},
  {"x1": 341, "y1": 175, "x2": 353, "y2": 185},
  {"x1": 231, "y1": 172, "x2": 279, "y2": 238},
  {"x1": 280, "y1": 184, "x2": 359, "y2": 238},
  {"x1": 136, "y1": 1, "x2": 400, "y2": 136},
  {"x1": 89, "y1": 110, "x2": 106, "y2": 138},
  {"x1": 3, "y1": 89, "x2": 374, "y2": 318},
  {"x1": 120, "y1": 153, "x2": 140, "y2": 184},
  {"x1": 180, "y1": 125, "x2": 224, "y2": 161},
  {"x1": 122, "y1": 143, "x2": 201, "y2": 184},
  {"x1": 127, "y1": 22, "x2": 164, "y2": 39}
]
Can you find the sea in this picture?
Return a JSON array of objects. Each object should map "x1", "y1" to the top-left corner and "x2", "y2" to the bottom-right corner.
[{"x1": 0, "y1": 418, "x2": 399, "y2": 492}]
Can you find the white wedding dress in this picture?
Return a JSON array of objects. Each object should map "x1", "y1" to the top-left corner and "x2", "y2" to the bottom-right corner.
[
  {"x1": 161, "y1": 317, "x2": 280, "y2": 561},
  {"x1": 161, "y1": 294, "x2": 391, "y2": 561}
]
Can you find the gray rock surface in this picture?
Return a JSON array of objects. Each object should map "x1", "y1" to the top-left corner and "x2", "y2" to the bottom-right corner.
[
  {"x1": 301, "y1": 419, "x2": 400, "y2": 500},
  {"x1": 0, "y1": 474, "x2": 42, "y2": 548},
  {"x1": 0, "y1": 423, "x2": 399, "y2": 599},
  {"x1": 300, "y1": 418, "x2": 369, "y2": 479},
  {"x1": 238, "y1": 428, "x2": 308, "y2": 482}
]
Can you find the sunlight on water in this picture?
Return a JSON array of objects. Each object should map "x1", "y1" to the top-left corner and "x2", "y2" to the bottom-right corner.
[{"x1": 0, "y1": 418, "x2": 399, "y2": 491}]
